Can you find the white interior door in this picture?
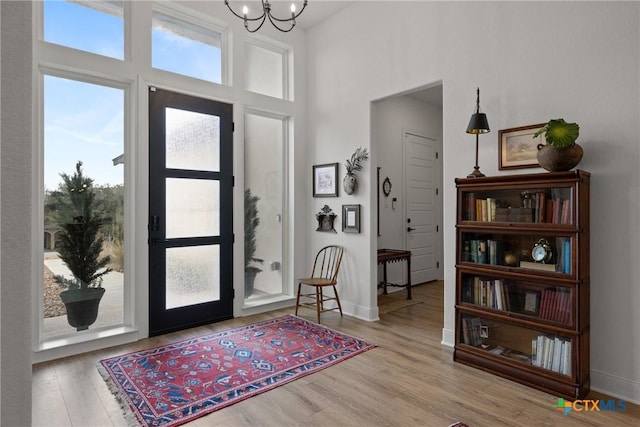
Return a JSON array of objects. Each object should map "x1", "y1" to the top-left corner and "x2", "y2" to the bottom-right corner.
[{"x1": 404, "y1": 131, "x2": 438, "y2": 284}]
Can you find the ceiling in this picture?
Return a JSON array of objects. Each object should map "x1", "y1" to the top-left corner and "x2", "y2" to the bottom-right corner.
[
  {"x1": 297, "y1": 1, "x2": 354, "y2": 29},
  {"x1": 260, "y1": 2, "x2": 443, "y2": 109}
]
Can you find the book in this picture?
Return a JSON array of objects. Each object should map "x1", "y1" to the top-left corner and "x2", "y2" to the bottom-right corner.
[{"x1": 520, "y1": 261, "x2": 557, "y2": 271}]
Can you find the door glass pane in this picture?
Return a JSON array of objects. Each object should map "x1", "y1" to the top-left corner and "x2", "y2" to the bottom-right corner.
[
  {"x1": 165, "y1": 107, "x2": 220, "y2": 172},
  {"x1": 43, "y1": 76, "x2": 125, "y2": 339},
  {"x1": 44, "y1": 0, "x2": 124, "y2": 60},
  {"x1": 166, "y1": 245, "x2": 219, "y2": 309},
  {"x1": 245, "y1": 42, "x2": 285, "y2": 99},
  {"x1": 244, "y1": 113, "x2": 284, "y2": 300},
  {"x1": 152, "y1": 10, "x2": 222, "y2": 83},
  {"x1": 166, "y1": 178, "x2": 219, "y2": 238}
]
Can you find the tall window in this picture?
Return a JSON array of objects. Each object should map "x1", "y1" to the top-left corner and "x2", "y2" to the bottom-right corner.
[
  {"x1": 244, "y1": 112, "x2": 286, "y2": 301},
  {"x1": 42, "y1": 75, "x2": 125, "y2": 340},
  {"x1": 152, "y1": 8, "x2": 224, "y2": 83},
  {"x1": 245, "y1": 40, "x2": 288, "y2": 99},
  {"x1": 43, "y1": 0, "x2": 124, "y2": 60}
]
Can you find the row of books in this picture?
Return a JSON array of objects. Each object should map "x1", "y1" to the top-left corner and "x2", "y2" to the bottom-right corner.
[
  {"x1": 529, "y1": 192, "x2": 572, "y2": 224},
  {"x1": 539, "y1": 288, "x2": 572, "y2": 324},
  {"x1": 462, "y1": 193, "x2": 572, "y2": 224},
  {"x1": 463, "y1": 239, "x2": 501, "y2": 265},
  {"x1": 463, "y1": 277, "x2": 573, "y2": 324},
  {"x1": 464, "y1": 277, "x2": 511, "y2": 311},
  {"x1": 460, "y1": 316, "x2": 484, "y2": 346},
  {"x1": 464, "y1": 237, "x2": 571, "y2": 274},
  {"x1": 532, "y1": 335, "x2": 572, "y2": 376}
]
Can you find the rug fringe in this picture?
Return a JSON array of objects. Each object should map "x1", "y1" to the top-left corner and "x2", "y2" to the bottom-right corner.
[{"x1": 97, "y1": 363, "x2": 141, "y2": 427}]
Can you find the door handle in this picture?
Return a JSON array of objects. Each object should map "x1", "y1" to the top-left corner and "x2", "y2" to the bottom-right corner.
[
  {"x1": 149, "y1": 215, "x2": 160, "y2": 232},
  {"x1": 407, "y1": 227, "x2": 416, "y2": 232}
]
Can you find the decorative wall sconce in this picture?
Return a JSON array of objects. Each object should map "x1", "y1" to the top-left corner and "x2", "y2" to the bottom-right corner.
[{"x1": 315, "y1": 205, "x2": 337, "y2": 233}]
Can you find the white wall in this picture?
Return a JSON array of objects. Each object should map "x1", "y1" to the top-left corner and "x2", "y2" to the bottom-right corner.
[
  {"x1": 373, "y1": 93, "x2": 443, "y2": 286},
  {"x1": 0, "y1": 2, "x2": 32, "y2": 425},
  {"x1": 307, "y1": 1, "x2": 640, "y2": 402}
]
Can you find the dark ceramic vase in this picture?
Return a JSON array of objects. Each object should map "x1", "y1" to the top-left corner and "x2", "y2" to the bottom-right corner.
[
  {"x1": 536, "y1": 143, "x2": 583, "y2": 172},
  {"x1": 59, "y1": 287, "x2": 105, "y2": 331},
  {"x1": 343, "y1": 174, "x2": 357, "y2": 195}
]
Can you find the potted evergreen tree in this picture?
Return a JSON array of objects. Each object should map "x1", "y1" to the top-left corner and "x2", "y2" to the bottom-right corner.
[
  {"x1": 244, "y1": 189, "x2": 263, "y2": 297},
  {"x1": 53, "y1": 161, "x2": 112, "y2": 331}
]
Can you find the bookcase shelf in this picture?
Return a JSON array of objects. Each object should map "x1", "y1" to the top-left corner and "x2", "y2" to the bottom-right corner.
[{"x1": 454, "y1": 170, "x2": 590, "y2": 400}]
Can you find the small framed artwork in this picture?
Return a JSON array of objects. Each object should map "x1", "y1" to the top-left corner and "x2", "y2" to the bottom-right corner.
[
  {"x1": 499, "y1": 123, "x2": 546, "y2": 170},
  {"x1": 523, "y1": 290, "x2": 541, "y2": 315},
  {"x1": 342, "y1": 204, "x2": 361, "y2": 233},
  {"x1": 313, "y1": 163, "x2": 339, "y2": 197}
]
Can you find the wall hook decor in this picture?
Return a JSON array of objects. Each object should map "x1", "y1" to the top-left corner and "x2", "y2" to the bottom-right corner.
[
  {"x1": 382, "y1": 177, "x2": 392, "y2": 197},
  {"x1": 315, "y1": 205, "x2": 337, "y2": 233}
]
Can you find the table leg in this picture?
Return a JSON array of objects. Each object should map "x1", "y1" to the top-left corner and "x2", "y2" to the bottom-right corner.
[
  {"x1": 406, "y1": 256, "x2": 412, "y2": 300},
  {"x1": 383, "y1": 262, "x2": 388, "y2": 294}
]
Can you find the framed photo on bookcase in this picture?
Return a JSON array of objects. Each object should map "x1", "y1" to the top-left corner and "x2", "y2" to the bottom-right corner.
[{"x1": 523, "y1": 291, "x2": 541, "y2": 315}]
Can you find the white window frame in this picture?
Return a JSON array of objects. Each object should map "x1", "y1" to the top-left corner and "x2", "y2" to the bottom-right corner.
[
  {"x1": 242, "y1": 108, "x2": 291, "y2": 306},
  {"x1": 245, "y1": 36, "x2": 292, "y2": 100},
  {"x1": 33, "y1": 65, "x2": 138, "y2": 361},
  {"x1": 151, "y1": 1, "x2": 230, "y2": 86}
]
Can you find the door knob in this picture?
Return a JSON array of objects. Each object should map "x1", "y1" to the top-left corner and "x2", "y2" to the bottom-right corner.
[{"x1": 407, "y1": 227, "x2": 416, "y2": 232}]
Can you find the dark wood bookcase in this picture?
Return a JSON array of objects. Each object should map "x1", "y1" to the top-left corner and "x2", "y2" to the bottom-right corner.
[{"x1": 454, "y1": 170, "x2": 590, "y2": 400}]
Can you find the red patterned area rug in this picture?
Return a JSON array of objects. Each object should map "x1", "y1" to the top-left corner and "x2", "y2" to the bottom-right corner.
[{"x1": 99, "y1": 315, "x2": 375, "y2": 427}]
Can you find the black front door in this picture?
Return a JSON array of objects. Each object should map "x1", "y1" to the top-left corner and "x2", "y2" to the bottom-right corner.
[{"x1": 148, "y1": 87, "x2": 233, "y2": 336}]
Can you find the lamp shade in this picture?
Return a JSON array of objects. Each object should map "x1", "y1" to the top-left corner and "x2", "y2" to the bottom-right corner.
[{"x1": 466, "y1": 113, "x2": 490, "y2": 134}]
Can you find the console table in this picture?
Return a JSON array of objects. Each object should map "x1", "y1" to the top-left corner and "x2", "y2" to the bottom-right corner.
[{"x1": 377, "y1": 249, "x2": 412, "y2": 299}]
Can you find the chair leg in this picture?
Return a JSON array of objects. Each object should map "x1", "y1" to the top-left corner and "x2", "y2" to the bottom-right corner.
[
  {"x1": 333, "y1": 285, "x2": 343, "y2": 316},
  {"x1": 316, "y1": 286, "x2": 321, "y2": 323},
  {"x1": 295, "y1": 282, "x2": 302, "y2": 316}
]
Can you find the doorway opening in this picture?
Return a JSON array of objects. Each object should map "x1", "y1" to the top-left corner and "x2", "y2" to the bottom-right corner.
[{"x1": 372, "y1": 83, "x2": 444, "y2": 306}]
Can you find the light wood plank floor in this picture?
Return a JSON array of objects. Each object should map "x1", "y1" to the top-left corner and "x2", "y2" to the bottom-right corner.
[{"x1": 33, "y1": 281, "x2": 640, "y2": 426}]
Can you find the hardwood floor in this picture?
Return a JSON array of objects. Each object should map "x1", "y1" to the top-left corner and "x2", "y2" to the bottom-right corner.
[{"x1": 33, "y1": 281, "x2": 640, "y2": 426}]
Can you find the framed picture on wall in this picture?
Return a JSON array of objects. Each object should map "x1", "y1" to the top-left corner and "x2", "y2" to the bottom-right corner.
[
  {"x1": 499, "y1": 123, "x2": 546, "y2": 170},
  {"x1": 313, "y1": 163, "x2": 339, "y2": 197},
  {"x1": 342, "y1": 204, "x2": 360, "y2": 233}
]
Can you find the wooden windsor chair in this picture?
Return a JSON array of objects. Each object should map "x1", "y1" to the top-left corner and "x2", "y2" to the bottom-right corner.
[{"x1": 295, "y1": 245, "x2": 344, "y2": 323}]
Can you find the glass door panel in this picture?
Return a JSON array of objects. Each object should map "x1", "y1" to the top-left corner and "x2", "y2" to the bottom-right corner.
[
  {"x1": 166, "y1": 245, "x2": 220, "y2": 309},
  {"x1": 166, "y1": 107, "x2": 220, "y2": 171},
  {"x1": 166, "y1": 178, "x2": 220, "y2": 238}
]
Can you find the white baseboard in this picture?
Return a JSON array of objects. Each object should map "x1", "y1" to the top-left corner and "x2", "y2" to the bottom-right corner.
[
  {"x1": 441, "y1": 327, "x2": 454, "y2": 347},
  {"x1": 591, "y1": 369, "x2": 640, "y2": 405}
]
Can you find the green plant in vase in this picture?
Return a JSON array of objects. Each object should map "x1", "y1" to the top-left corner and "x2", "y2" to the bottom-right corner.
[
  {"x1": 343, "y1": 146, "x2": 369, "y2": 195},
  {"x1": 244, "y1": 188, "x2": 264, "y2": 297},
  {"x1": 533, "y1": 118, "x2": 583, "y2": 171}
]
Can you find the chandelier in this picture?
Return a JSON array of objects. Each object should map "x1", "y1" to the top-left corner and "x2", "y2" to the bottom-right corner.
[{"x1": 224, "y1": 1, "x2": 308, "y2": 33}]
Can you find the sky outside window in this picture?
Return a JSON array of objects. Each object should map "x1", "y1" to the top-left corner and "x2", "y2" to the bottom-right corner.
[
  {"x1": 44, "y1": 76, "x2": 124, "y2": 190},
  {"x1": 44, "y1": 0, "x2": 124, "y2": 60},
  {"x1": 152, "y1": 11, "x2": 223, "y2": 83}
]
